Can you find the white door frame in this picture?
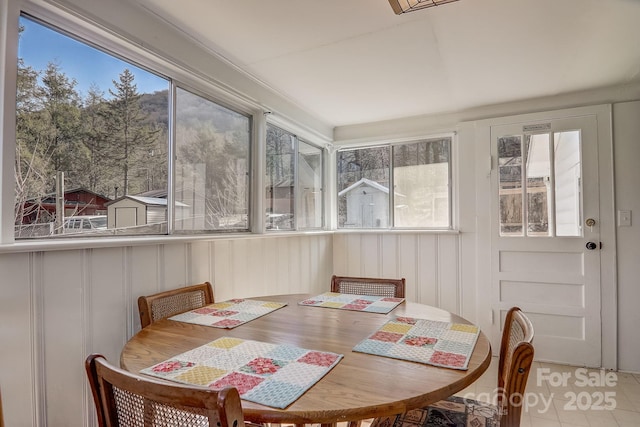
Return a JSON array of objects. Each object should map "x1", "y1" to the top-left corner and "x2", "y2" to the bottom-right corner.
[{"x1": 472, "y1": 104, "x2": 616, "y2": 369}]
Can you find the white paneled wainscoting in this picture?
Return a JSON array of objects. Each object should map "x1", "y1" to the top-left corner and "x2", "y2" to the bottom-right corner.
[
  {"x1": 332, "y1": 232, "x2": 469, "y2": 319},
  {"x1": 0, "y1": 233, "x2": 335, "y2": 426},
  {"x1": 0, "y1": 231, "x2": 470, "y2": 425}
]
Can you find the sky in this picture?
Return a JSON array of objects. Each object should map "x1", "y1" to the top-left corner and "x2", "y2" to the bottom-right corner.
[{"x1": 18, "y1": 16, "x2": 169, "y2": 99}]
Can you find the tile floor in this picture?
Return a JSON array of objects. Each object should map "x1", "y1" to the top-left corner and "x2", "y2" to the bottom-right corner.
[
  {"x1": 301, "y1": 358, "x2": 640, "y2": 427},
  {"x1": 454, "y1": 357, "x2": 640, "y2": 427}
]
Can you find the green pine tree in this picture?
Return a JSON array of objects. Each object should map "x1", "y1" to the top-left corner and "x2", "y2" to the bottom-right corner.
[{"x1": 100, "y1": 69, "x2": 160, "y2": 195}]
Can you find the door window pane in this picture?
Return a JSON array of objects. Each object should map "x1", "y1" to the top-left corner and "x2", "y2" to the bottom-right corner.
[
  {"x1": 337, "y1": 147, "x2": 390, "y2": 228},
  {"x1": 498, "y1": 136, "x2": 523, "y2": 236},
  {"x1": 526, "y1": 134, "x2": 551, "y2": 236},
  {"x1": 498, "y1": 129, "x2": 583, "y2": 238},
  {"x1": 393, "y1": 138, "x2": 450, "y2": 228},
  {"x1": 174, "y1": 87, "x2": 250, "y2": 231},
  {"x1": 554, "y1": 130, "x2": 582, "y2": 236}
]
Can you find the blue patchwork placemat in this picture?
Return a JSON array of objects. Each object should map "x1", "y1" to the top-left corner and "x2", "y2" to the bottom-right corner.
[
  {"x1": 299, "y1": 292, "x2": 404, "y2": 314},
  {"x1": 141, "y1": 337, "x2": 343, "y2": 408},
  {"x1": 169, "y1": 298, "x2": 287, "y2": 329},
  {"x1": 353, "y1": 316, "x2": 480, "y2": 370}
]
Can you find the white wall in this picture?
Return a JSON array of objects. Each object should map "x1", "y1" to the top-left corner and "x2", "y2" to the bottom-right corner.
[
  {"x1": 333, "y1": 232, "x2": 465, "y2": 316},
  {"x1": 613, "y1": 101, "x2": 640, "y2": 373},
  {"x1": 0, "y1": 234, "x2": 333, "y2": 426}
]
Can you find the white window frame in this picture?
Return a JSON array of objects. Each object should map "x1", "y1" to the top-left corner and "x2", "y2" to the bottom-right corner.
[
  {"x1": 265, "y1": 122, "x2": 326, "y2": 232},
  {"x1": 2, "y1": 3, "x2": 267, "y2": 244},
  {"x1": 335, "y1": 133, "x2": 456, "y2": 231}
]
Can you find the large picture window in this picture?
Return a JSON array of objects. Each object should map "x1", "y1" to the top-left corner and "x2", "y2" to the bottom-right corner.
[
  {"x1": 337, "y1": 137, "x2": 452, "y2": 229},
  {"x1": 14, "y1": 15, "x2": 251, "y2": 238}
]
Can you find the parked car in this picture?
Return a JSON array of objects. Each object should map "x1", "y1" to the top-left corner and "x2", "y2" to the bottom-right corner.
[{"x1": 63, "y1": 215, "x2": 108, "y2": 232}]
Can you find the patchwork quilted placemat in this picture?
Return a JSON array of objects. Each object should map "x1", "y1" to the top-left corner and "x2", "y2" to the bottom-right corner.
[
  {"x1": 299, "y1": 292, "x2": 404, "y2": 314},
  {"x1": 352, "y1": 316, "x2": 480, "y2": 370},
  {"x1": 169, "y1": 299, "x2": 287, "y2": 329},
  {"x1": 141, "y1": 337, "x2": 343, "y2": 409}
]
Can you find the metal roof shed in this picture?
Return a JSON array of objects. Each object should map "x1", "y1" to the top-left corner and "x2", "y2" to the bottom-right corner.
[{"x1": 105, "y1": 195, "x2": 189, "y2": 229}]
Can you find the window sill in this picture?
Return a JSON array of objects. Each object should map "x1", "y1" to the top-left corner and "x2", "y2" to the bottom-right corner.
[
  {"x1": 334, "y1": 228, "x2": 461, "y2": 235},
  {"x1": 0, "y1": 230, "x2": 335, "y2": 254},
  {"x1": 0, "y1": 228, "x2": 464, "y2": 254}
]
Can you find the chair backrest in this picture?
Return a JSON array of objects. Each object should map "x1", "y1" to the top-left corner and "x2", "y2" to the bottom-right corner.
[
  {"x1": 497, "y1": 307, "x2": 535, "y2": 427},
  {"x1": 86, "y1": 353, "x2": 244, "y2": 427},
  {"x1": 331, "y1": 275, "x2": 406, "y2": 298},
  {"x1": 138, "y1": 282, "x2": 214, "y2": 328}
]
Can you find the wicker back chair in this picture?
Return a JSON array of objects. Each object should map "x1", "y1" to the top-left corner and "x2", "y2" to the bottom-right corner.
[
  {"x1": 86, "y1": 353, "x2": 244, "y2": 427},
  {"x1": 331, "y1": 275, "x2": 405, "y2": 298},
  {"x1": 371, "y1": 307, "x2": 534, "y2": 427},
  {"x1": 496, "y1": 307, "x2": 535, "y2": 426},
  {"x1": 138, "y1": 282, "x2": 214, "y2": 328}
]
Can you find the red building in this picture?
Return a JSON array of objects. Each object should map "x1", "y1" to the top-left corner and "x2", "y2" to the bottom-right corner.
[{"x1": 19, "y1": 187, "x2": 111, "y2": 224}]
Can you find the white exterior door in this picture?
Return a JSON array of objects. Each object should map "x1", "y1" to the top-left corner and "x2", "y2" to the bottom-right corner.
[{"x1": 490, "y1": 113, "x2": 604, "y2": 367}]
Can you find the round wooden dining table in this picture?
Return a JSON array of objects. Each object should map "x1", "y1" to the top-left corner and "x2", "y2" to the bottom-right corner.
[{"x1": 120, "y1": 293, "x2": 492, "y2": 425}]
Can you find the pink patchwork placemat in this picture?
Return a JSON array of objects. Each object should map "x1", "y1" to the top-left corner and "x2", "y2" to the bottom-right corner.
[
  {"x1": 169, "y1": 298, "x2": 287, "y2": 329},
  {"x1": 352, "y1": 316, "x2": 480, "y2": 370},
  {"x1": 299, "y1": 292, "x2": 404, "y2": 314},
  {"x1": 141, "y1": 337, "x2": 343, "y2": 408}
]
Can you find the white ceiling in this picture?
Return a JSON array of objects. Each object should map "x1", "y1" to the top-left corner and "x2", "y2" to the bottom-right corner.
[{"x1": 136, "y1": 0, "x2": 640, "y2": 128}]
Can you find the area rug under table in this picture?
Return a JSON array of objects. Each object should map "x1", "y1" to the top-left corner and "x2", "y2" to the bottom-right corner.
[
  {"x1": 353, "y1": 316, "x2": 480, "y2": 370},
  {"x1": 141, "y1": 337, "x2": 343, "y2": 409},
  {"x1": 370, "y1": 395, "x2": 498, "y2": 427}
]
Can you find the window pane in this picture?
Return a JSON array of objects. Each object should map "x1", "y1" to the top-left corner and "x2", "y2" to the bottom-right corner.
[
  {"x1": 15, "y1": 16, "x2": 169, "y2": 238},
  {"x1": 337, "y1": 147, "x2": 390, "y2": 228},
  {"x1": 174, "y1": 88, "x2": 250, "y2": 231},
  {"x1": 298, "y1": 140, "x2": 323, "y2": 229},
  {"x1": 393, "y1": 138, "x2": 450, "y2": 228},
  {"x1": 554, "y1": 130, "x2": 582, "y2": 236},
  {"x1": 265, "y1": 125, "x2": 295, "y2": 230},
  {"x1": 526, "y1": 134, "x2": 551, "y2": 236},
  {"x1": 498, "y1": 136, "x2": 523, "y2": 236}
]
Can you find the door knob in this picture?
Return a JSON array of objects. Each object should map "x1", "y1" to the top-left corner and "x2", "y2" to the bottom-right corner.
[{"x1": 586, "y1": 242, "x2": 598, "y2": 250}]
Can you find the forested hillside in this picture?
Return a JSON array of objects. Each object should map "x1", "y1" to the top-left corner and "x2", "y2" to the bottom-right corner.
[{"x1": 15, "y1": 57, "x2": 170, "y2": 225}]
